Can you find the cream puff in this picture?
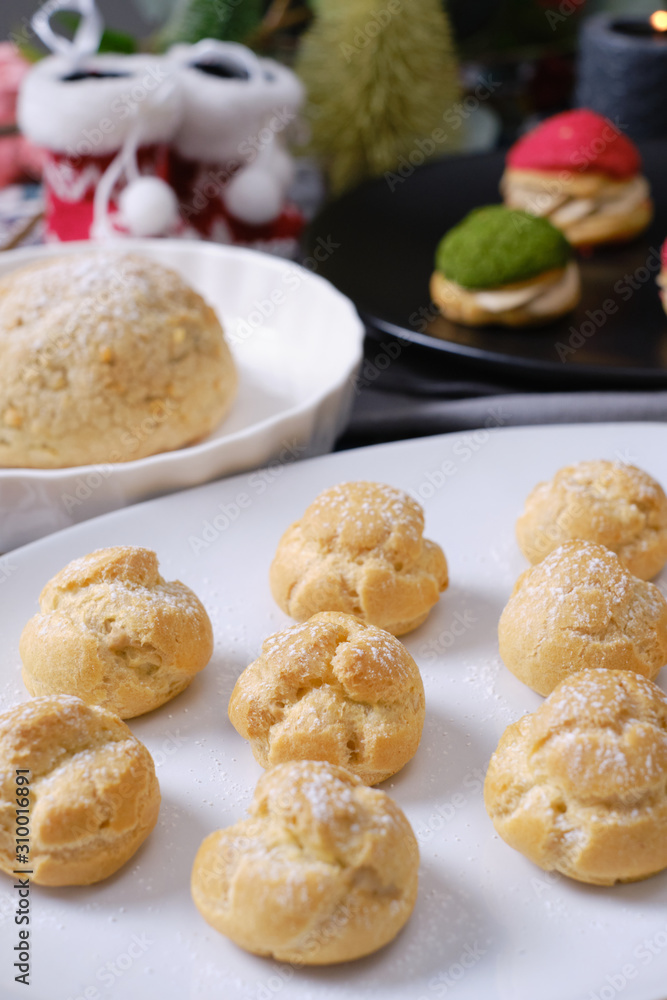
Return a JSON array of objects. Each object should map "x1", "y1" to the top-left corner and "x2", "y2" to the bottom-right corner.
[
  {"x1": 191, "y1": 760, "x2": 419, "y2": 962},
  {"x1": 431, "y1": 205, "x2": 580, "y2": 327},
  {"x1": 498, "y1": 540, "x2": 667, "y2": 696},
  {"x1": 0, "y1": 695, "x2": 160, "y2": 886},
  {"x1": 20, "y1": 546, "x2": 214, "y2": 718},
  {"x1": 484, "y1": 669, "x2": 667, "y2": 885},
  {"x1": 515, "y1": 459, "x2": 667, "y2": 579},
  {"x1": 270, "y1": 481, "x2": 448, "y2": 635},
  {"x1": 501, "y1": 109, "x2": 652, "y2": 247},
  {"x1": 228, "y1": 612, "x2": 425, "y2": 784}
]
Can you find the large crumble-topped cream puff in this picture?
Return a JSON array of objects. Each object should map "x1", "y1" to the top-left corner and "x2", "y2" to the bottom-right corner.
[{"x1": 0, "y1": 252, "x2": 237, "y2": 467}]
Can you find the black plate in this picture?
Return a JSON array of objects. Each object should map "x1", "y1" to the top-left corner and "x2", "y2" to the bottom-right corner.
[{"x1": 304, "y1": 142, "x2": 667, "y2": 387}]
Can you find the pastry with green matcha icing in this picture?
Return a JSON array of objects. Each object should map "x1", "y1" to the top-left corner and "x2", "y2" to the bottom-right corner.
[{"x1": 430, "y1": 205, "x2": 581, "y2": 327}]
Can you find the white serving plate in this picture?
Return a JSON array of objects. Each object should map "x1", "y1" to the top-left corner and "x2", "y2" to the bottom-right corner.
[
  {"x1": 1, "y1": 422, "x2": 666, "y2": 1000},
  {"x1": 0, "y1": 238, "x2": 364, "y2": 552}
]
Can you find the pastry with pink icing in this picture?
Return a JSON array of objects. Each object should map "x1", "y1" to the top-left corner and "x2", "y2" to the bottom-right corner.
[{"x1": 501, "y1": 109, "x2": 652, "y2": 247}]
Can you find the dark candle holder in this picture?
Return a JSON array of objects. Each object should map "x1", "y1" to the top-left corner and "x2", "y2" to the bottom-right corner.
[{"x1": 575, "y1": 13, "x2": 667, "y2": 139}]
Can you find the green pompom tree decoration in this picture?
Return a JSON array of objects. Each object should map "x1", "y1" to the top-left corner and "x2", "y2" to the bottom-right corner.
[{"x1": 296, "y1": 0, "x2": 460, "y2": 195}]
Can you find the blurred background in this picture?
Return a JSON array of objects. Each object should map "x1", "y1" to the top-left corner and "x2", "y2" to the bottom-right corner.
[
  {"x1": 2, "y1": 0, "x2": 665, "y2": 253},
  {"x1": 2, "y1": 0, "x2": 662, "y2": 183}
]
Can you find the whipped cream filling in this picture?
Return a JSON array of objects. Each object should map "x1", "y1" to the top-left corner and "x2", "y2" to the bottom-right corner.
[
  {"x1": 470, "y1": 261, "x2": 580, "y2": 315},
  {"x1": 507, "y1": 175, "x2": 650, "y2": 228}
]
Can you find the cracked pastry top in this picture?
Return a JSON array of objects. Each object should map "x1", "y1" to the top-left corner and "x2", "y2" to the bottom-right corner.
[
  {"x1": 0, "y1": 252, "x2": 237, "y2": 468},
  {"x1": 484, "y1": 669, "x2": 667, "y2": 885},
  {"x1": 269, "y1": 481, "x2": 448, "y2": 636},
  {"x1": 229, "y1": 611, "x2": 425, "y2": 784},
  {"x1": 516, "y1": 459, "x2": 667, "y2": 579},
  {"x1": 0, "y1": 695, "x2": 160, "y2": 885},
  {"x1": 190, "y1": 759, "x2": 419, "y2": 963},
  {"x1": 19, "y1": 546, "x2": 213, "y2": 718},
  {"x1": 499, "y1": 540, "x2": 667, "y2": 696}
]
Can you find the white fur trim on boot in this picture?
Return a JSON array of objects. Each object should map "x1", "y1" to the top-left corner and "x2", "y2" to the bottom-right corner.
[
  {"x1": 167, "y1": 40, "x2": 304, "y2": 164},
  {"x1": 19, "y1": 53, "x2": 182, "y2": 156}
]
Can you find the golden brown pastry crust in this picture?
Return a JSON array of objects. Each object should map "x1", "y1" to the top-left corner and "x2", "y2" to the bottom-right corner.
[
  {"x1": 429, "y1": 265, "x2": 580, "y2": 328},
  {"x1": 499, "y1": 540, "x2": 667, "y2": 696},
  {"x1": 516, "y1": 459, "x2": 667, "y2": 579},
  {"x1": 20, "y1": 546, "x2": 213, "y2": 718},
  {"x1": 484, "y1": 669, "x2": 667, "y2": 885},
  {"x1": 0, "y1": 252, "x2": 237, "y2": 468},
  {"x1": 0, "y1": 695, "x2": 160, "y2": 886},
  {"x1": 229, "y1": 612, "x2": 425, "y2": 784},
  {"x1": 501, "y1": 167, "x2": 653, "y2": 246},
  {"x1": 269, "y1": 481, "x2": 448, "y2": 636},
  {"x1": 191, "y1": 760, "x2": 419, "y2": 963}
]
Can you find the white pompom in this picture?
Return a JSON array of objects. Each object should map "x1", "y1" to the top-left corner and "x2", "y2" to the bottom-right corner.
[
  {"x1": 224, "y1": 166, "x2": 284, "y2": 226},
  {"x1": 118, "y1": 176, "x2": 180, "y2": 237},
  {"x1": 269, "y1": 146, "x2": 295, "y2": 189}
]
